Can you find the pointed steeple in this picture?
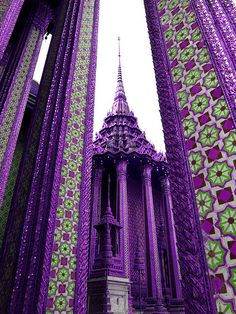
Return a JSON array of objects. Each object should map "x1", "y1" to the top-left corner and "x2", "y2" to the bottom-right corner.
[{"x1": 111, "y1": 37, "x2": 130, "y2": 115}]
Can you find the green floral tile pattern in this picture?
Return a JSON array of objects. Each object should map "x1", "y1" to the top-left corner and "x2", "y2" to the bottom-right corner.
[
  {"x1": 229, "y1": 268, "x2": 236, "y2": 293},
  {"x1": 171, "y1": 67, "x2": 183, "y2": 82},
  {"x1": 213, "y1": 100, "x2": 229, "y2": 119},
  {"x1": 0, "y1": 27, "x2": 39, "y2": 166},
  {"x1": 180, "y1": 46, "x2": 195, "y2": 62},
  {"x1": 206, "y1": 239, "x2": 226, "y2": 271},
  {"x1": 191, "y1": 95, "x2": 209, "y2": 114},
  {"x1": 176, "y1": 28, "x2": 189, "y2": 42},
  {"x1": 184, "y1": 69, "x2": 201, "y2": 86},
  {"x1": 0, "y1": 1, "x2": 11, "y2": 24},
  {"x1": 218, "y1": 207, "x2": 236, "y2": 237},
  {"x1": 208, "y1": 162, "x2": 232, "y2": 187},
  {"x1": 216, "y1": 299, "x2": 235, "y2": 314},
  {"x1": 46, "y1": 1, "x2": 96, "y2": 312},
  {"x1": 168, "y1": 46, "x2": 178, "y2": 60},
  {"x1": 196, "y1": 190, "x2": 214, "y2": 217},
  {"x1": 199, "y1": 125, "x2": 219, "y2": 147},
  {"x1": 198, "y1": 48, "x2": 210, "y2": 63},
  {"x1": 224, "y1": 132, "x2": 236, "y2": 156},
  {"x1": 0, "y1": 143, "x2": 23, "y2": 247},
  {"x1": 183, "y1": 119, "x2": 196, "y2": 137},
  {"x1": 189, "y1": 151, "x2": 204, "y2": 173},
  {"x1": 177, "y1": 91, "x2": 189, "y2": 108},
  {"x1": 156, "y1": 0, "x2": 236, "y2": 309},
  {"x1": 203, "y1": 72, "x2": 219, "y2": 88}
]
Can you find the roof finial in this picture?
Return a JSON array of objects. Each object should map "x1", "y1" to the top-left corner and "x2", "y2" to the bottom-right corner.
[
  {"x1": 117, "y1": 37, "x2": 122, "y2": 82},
  {"x1": 118, "y1": 36, "x2": 121, "y2": 66},
  {"x1": 111, "y1": 37, "x2": 130, "y2": 115}
]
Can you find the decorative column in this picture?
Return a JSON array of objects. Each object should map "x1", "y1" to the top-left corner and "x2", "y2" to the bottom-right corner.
[
  {"x1": 144, "y1": 0, "x2": 219, "y2": 312},
  {"x1": 160, "y1": 177, "x2": 184, "y2": 307},
  {"x1": 0, "y1": 0, "x2": 25, "y2": 60},
  {"x1": 221, "y1": 0, "x2": 236, "y2": 27},
  {"x1": 0, "y1": 4, "x2": 52, "y2": 207},
  {"x1": 0, "y1": 43, "x2": 12, "y2": 81},
  {"x1": 116, "y1": 159, "x2": 133, "y2": 312},
  {"x1": 90, "y1": 165, "x2": 103, "y2": 271},
  {"x1": 0, "y1": 2, "x2": 67, "y2": 311},
  {"x1": 116, "y1": 159, "x2": 129, "y2": 277},
  {"x1": 0, "y1": 0, "x2": 100, "y2": 313},
  {"x1": 142, "y1": 164, "x2": 166, "y2": 312}
]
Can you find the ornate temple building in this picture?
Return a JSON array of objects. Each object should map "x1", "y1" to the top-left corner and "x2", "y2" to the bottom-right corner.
[
  {"x1": 0, "y1": 0, "x2": 236, "y2": 313},
  {"x1": 87, "y1": 56, "x2": 184, "y2": 313}
]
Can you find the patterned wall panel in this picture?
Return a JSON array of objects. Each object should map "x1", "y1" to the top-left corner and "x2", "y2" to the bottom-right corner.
[
  {"x1": 127, "y1": 175, "x2": 147, "y2": 287},
  {"x1": 156, "y1": 0, "x2": 236, "y2": 311},
  {"x1": 0, "y1": 142, "x2": 23, "y2": 247},
  {"x1": 45, "y1": 1, "x2": 98, "y2": 312},
  {"x1": 0, "y1": 0, "x2": 11, "y2": 24},
  {"x1": 0, "y1": 25, "x2": 42, "y2": 206},
  {"x1": 0, "y1": 0, "x2": 25, "y2": 61}
]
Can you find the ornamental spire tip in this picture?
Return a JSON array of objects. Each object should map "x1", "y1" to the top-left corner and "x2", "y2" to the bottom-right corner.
[{"x1": 111, "y1": 37, "x2": 130, "y2": 115}]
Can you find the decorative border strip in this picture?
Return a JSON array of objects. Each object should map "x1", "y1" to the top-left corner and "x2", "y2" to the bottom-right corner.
[
  {"x1": 192, "y1": 0, "x2": 236, "y2": 124},
  {"x1": 0, "y1": 0, "x2": 25, "y2": 59}
]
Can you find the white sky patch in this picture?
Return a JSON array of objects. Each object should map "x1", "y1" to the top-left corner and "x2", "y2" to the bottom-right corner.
[{"x1": 33, "y1": 0, "x2": 165, "y2": 152}]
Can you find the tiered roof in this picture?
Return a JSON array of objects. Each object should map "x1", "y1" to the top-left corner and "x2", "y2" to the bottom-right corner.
[{"x1": 94, "y1": 41, "x2": 165, "y2": 165}]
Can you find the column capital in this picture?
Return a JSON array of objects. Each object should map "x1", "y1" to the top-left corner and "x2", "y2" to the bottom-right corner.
[
  {"x1": 160, "y1": 176, "x2": 170, "y2": 192},
  {"x1": 116, "y1": 159, "x2": 128, "y2": 176},
  {"x1": 142, "y1": 164, "x2": 153, "y2": 181},
  {"x1": 32, "y1": 4, "x2": 54, "y2": 34},
  {"x1": 93, "y1": 166, "x2": 104, "y2": 182}
]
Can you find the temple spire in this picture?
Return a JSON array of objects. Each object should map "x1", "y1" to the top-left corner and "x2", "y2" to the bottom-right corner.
[{"x1": 111, "y1": 37, "x2": 130, "y2": 115}]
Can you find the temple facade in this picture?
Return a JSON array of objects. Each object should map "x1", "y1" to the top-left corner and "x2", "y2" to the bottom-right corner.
[
  {"x1": 0, "y1": 1, "x2": 235, "y2": 313},
  {"x1": 88, "y1": 57, "x2": 184, "y2": 313}
]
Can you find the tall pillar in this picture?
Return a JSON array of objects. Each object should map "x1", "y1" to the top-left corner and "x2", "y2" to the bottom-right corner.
[
  {"x1": 116, "y1": 159, "x2": 129, "y2": 277},
  {"x1": 90, "y1": 165, "x2": 103, "y2": 270},
  {"x1": 160, "y1": 177, "x2": 183, "y2": 304},
  {"x1": 0, "y1": 0, "x2": 25, "y2": 60},
  {"x1": 144, "y1": 0, "x2": 220, "y2": 312},
  {"x1": 0, "y1": 2, "x2": 68, "y2": 311},
  {"x1": 0, "y1": 4, "x2": 52, "y2": 207},
  {"x1": 142, "y1": 164, "x2": 166, "y2": 312},
  {"x1": 0, "y1": 0, "x2": 100, "y2": 313}
]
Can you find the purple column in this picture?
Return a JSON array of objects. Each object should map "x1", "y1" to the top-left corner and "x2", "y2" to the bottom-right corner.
[
  {"x1": 206, "y1": 0, "x2": 236, "y2": 64},
  {"x1": 160, "y1": 177, "x2": 182, "y2": 300},
  {"x1": 0, "y1": 5, "x2": 52, "y2": 207},
  {"x1": 221, "y1": 0, "x2": 236, "y2": 28},
  {"x1": 142, "y1": 164, "x2": 166, "y2": 312},
  {"x1": 90, "y1": 165, "x2": 103, "y2": 270},
  {"x1": 0, "y1": 0, "x2": 25, "y2": 59},
  {"x1": 116, "y1": 159, "x2": 130, "y2": 277},
  {"x1": 144, "y1": 0, "x2": 217, "y2": 312},
  {"x1": 116, "y1": 159, "x2": 133, "y2": 312}
]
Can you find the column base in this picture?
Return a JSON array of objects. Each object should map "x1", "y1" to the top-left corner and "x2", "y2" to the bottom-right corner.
[
  {"x1": 166, "y1": 298, "x2": 185, "y2": 313},
  {"x1": 128, "y1": 293, "x2": 134, "y2": 314},
  {"x1": 88, "y1": 276, "x2": 130, "y2": 314},
  {"x1": 144, "y1": 297, "x2": 168, "y2": 313}
]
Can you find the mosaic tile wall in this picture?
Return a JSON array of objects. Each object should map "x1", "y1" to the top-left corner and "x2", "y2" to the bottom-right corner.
[
  {"x1": 0, "y1": 0, "x2": 10, "y2": 23},
  {"x1": 127, "y1": 175, "x2": 146, "y2": 285},
  {"x1": 46, "y1": 1, "x2": 97, "y2": 312},
  {"x1": 0, "y1": 26, "x2": 41, "y2": 205},
  {"x1": 0, "y1": 142, "x2": 23, "y2": 247},
  {"x1": 156, "y1": 0, "x2": 236, "y2": 312}
]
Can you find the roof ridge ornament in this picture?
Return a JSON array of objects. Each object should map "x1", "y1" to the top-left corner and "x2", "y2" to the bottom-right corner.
[{"x1": 111, "y1": 37, "x2": 130, "y2": 115}]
